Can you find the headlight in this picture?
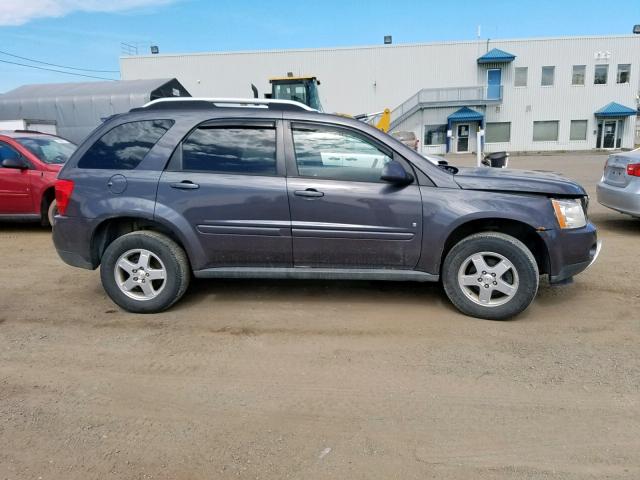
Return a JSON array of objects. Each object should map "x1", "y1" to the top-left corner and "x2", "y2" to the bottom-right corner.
[{"x1": 551, "y1": 198, "x2": 587, "y2": 229}]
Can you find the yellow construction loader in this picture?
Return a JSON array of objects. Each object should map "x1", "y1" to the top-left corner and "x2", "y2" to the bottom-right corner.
[{"x1": 252, "y1": 75, "x2": 391, "y2": 133}]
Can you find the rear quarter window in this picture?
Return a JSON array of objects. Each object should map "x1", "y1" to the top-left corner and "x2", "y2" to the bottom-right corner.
[{"x1": 78, "y1": 120, "x2": 173, "y2": 169}]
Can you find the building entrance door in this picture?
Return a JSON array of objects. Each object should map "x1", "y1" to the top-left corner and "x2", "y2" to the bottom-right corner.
[
  {"x1": 456, "y1": 124, "x2": 469, "y2": 152},
  {"x1": 597, "y1": 120, "x2": 620, "y2": 149}
]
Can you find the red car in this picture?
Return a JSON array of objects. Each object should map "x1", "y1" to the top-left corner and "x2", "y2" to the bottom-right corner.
[{"x1": 0, "y1": 131, "x2": 76, "y2": 225}]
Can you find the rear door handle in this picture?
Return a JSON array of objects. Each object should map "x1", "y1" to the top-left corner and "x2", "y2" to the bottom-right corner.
[
  {"x1": 294, "y1": 189, "x2": 324, "y2": 198},
  {"x1": 170, "y1": 181, "x2": 200, "y2": 190}
]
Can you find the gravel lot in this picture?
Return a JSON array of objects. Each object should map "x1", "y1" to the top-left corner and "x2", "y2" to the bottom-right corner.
[{"x1": 1, "y1": 152, "x2": 639, "y2": 479}]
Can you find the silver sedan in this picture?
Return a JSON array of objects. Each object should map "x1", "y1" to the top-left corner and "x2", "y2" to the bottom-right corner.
[{"x1": 597, "y1": 149, "x2": 640, "y2": 218}]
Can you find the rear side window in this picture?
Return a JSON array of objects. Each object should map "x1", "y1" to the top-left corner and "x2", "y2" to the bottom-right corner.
[
  {"x1": 78, "y1": 120, "x2": 173, "y2": 169},
  {"x1": 180, "y1": 126, "x2": 277, "y2": 175}
]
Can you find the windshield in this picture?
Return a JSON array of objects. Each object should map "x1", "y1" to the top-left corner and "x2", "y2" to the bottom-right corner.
[{"x1": 15, "y1": 136, "x2": 76, "y2": 164}]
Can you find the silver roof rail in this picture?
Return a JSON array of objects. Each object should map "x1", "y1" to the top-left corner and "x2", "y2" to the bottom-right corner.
[{"x1": 141, "y1": 97, "x2": 317, "y2": 112}]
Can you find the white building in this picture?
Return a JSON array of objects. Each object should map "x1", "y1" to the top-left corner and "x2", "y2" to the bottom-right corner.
[{"x1": 121, "y1": 34, "x2": 640, "y2": 154}]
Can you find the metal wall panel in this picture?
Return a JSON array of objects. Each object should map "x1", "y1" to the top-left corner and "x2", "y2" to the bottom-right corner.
[{"x1": 121, "y1": 36, "x2": 640, "y2": 151}]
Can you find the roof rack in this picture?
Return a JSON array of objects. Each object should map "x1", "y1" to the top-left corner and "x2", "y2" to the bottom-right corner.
[{"x1": 137, "y1": 97, "x2": 317, "y2": 112}]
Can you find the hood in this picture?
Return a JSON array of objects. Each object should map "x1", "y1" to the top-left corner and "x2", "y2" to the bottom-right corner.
[{"x1": 453, "y1": 167, "x2": 586, "y2": 196}]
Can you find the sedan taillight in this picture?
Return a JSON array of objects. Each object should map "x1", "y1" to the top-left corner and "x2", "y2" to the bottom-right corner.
[
  {"x1": 626, "y1": 163, "x2": 640, "y2": 177},
  {"x1": 55, "y1": 179, "x2": 74, "y2": 215}
]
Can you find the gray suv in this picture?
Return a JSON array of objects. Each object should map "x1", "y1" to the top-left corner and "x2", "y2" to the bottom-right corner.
[{"x1": 53, "y1": 99, "x2": 600, "y2": 320}]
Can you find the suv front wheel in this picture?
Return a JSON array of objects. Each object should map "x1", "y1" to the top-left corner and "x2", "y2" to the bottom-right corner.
[
  {"x1": 442, "y1": 232, "x2": 539, "y2": 320},
  {"x1": 100, "y1": 231, "x2": 190, "y2": 313}
]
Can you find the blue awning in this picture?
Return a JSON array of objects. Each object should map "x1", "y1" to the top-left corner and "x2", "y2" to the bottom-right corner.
[
  {"x1": 477, "y1": 48, "x2": 516, "y2": 64},
  {"x1": 594, "y1": 102, "x2": 637, "y2": 118},
  {"x1": 448, "y1": 107, "x2": 484, "y2": 122}
]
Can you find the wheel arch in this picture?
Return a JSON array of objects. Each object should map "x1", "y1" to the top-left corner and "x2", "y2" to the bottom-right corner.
[
  {"x1": 90, "y1": 215, "x2": 194, "y2": 268},
  {"x1": 439, "y1": 217, "x2": 550, "y2": 275}
]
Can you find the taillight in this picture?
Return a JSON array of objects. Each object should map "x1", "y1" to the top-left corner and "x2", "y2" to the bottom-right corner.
[
  {"x1": 55, "y1": 179, "x2": 74, "y2": 216},
  {"x1": 627, "y1": 163, "x2": 640, "y2": 177}
]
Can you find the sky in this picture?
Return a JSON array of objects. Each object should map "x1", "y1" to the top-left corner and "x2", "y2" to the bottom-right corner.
[{"x1": 0, "y1": 0, "x2": 638, "y2": 92}]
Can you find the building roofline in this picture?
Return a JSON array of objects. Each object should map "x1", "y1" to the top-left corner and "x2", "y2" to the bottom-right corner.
[{"x1": 120, "y1": 34, "x2": 640, "y2": 61}]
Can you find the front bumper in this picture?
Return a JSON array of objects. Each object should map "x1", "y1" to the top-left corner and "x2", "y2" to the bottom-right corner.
[
  {"x1": 596, "y1": 180, "x2": 640, "y2": 217},
  {"x1": 537, "y1": 222, "x2": 599, "y2": 284}
]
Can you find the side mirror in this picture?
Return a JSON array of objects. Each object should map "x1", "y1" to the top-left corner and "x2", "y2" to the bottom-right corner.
[
  {"x1": 1, "y1": 157, "x2": 28, "y2": 170},
  {"x1": 381, "y1": 160, "x2": 413, "y2": 185}
]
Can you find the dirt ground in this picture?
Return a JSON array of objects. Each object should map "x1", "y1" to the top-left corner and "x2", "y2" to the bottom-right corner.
[{"x1": 1, "y1": 152, "x2": 639, "y2": 480}]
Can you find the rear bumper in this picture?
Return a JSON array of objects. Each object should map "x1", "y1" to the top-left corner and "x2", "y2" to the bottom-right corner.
[
  {"x1": 52, "y1": 215, "x2": 97, "y2": 270},
  {"x1": 538, "y1": 222, "x2": 599, "y2": 284},
  {"x1": 596, "y1": 180, "x2": 640, "y2": 217}
]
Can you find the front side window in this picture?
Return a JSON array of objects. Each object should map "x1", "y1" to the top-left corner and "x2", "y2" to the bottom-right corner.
[
  {"x1": 514, "y1": 67, "x2": 528, "y2": 87},
  {"x1": 181, "y1": 126, "x2": 277, "y2": 175},
  {"x1": 78, "y1": 120, "x2": 173, "y2": 169},
  {"x1": 570, "y1": 120, "x2": 588, "y2": 141},
  {"x1": 533, "y1": 121, "x2": 559, "y2": 142},
  {"x1": 292, "y1": 125, "x2": 392, "y2": 183},
  {"x1": 424, "y1": 125, "x2": 447, "y2": 145},
  {"x1": 594, "y1": 64, "x2": 608, "y2": 84},
  {"x1": 572, "y1": 65, "x2": 586, "y2": 85},
  {"x1": 485, "y1": 122, "x2": 511, "y2": 143},
  {"x1": 541, "y1": 66, "x2": 555, "y2": 86},
  {"x1": 15, "y1": 136, "x2": 76, "y2": 164},
  {"x1": 617, "y1": 64, "x2": 631, "y2": 84},
  {"x1": 0, "y1": 142, "x2": 21, "y2": 164}
]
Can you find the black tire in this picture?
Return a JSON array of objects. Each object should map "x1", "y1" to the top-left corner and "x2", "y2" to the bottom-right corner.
[
  {"x1": 442, "y1": 232, "x2": 539, "y2": 320},
  {"x1": 46, "y1": 199, "x2": 57, "y2": 227},
  {"x1": 100, "y1": 231, "x2": 190, "y2": 313}
]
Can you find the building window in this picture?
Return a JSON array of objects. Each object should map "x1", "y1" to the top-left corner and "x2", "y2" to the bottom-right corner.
[
  {"x1": 533, "y1": 121, "x2": 559, "y2": 142},
  {"x1": 572, "y1": 65, "x2": 586, "y2": 85},
  {"x1": 514, "y1": 67, "x2": 527, "y2": 87},
  {"x1": 594, "y1": 64, "x2": 608, "y2": 84},
  {"x1": 485, "y1": 122, "x2": 511, "y2": 143},
  {"x1": 541, "y1": 66, "x2": 555, "y2": 86},
  {"x1": 424, "y1": 125, "x2": 447, "y2": 145},
  {"x1": 569, "y1": 120, "x2": 588, "y2": 141},
  {"x1": 617, "y1": 64, "x2": 631, "y2": 84}
]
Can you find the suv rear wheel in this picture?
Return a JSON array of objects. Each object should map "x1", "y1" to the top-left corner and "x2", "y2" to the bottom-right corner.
[
  {"x1": 442, "y1": 232, "x2": 539, "y2": 320},
  {"x1": 100, "y1": 231, "x2": 190, "y2": 313}
]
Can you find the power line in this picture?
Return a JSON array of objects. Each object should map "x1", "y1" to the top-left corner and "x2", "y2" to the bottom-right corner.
[
  {"x1": 0, "y1": 49, "x2": 120, "y2": 73},
  {"x1": 0, "y1": 58, "x2": 117, "y2": 81}
]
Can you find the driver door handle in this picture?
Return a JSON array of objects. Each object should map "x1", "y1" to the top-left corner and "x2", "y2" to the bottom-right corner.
[
  {"x1": 170, "y1": 180, "x2": 200, "y2": 190},
  {"x1": 294, "y1": 188, "x2": 324, "y2": 198}
]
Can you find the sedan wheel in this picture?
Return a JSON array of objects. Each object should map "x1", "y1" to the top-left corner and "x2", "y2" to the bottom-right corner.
[{"x1": 47, "y1": 199, "x2": 57, "y2": 227}]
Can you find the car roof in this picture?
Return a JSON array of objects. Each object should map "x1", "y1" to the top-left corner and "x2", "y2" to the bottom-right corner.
[{"x1": 0, "y1": 130, "x2": 60, "y2": 139}]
